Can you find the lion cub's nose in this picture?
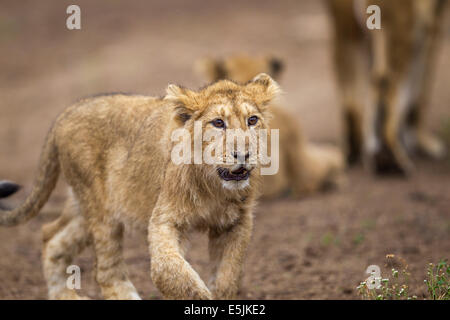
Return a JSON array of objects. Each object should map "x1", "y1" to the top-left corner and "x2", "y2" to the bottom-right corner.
[{"x1": 232, "y1": 152, "x2": 250, "y2": 163}]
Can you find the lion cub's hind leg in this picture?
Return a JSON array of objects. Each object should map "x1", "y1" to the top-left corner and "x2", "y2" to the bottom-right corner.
[
  {"x1": 90, "y1": 216, "x2": 141, "y2": 300},
  {"x1": 42, "y1": 193, "x2": 91, "y2": 300}
]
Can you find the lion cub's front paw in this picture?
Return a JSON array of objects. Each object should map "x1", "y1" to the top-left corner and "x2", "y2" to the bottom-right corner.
[{"x1": 192, "y1": 287, "x2": 213, "y2": 300}]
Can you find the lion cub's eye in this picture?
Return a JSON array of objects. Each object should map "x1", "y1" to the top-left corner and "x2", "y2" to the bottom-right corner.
[
  {"x1": 247, "y1": 115, "x2": 258, "y2": 126},
  {"x1": 212, "y1": 118, "x2": 225, "y2": 129}
]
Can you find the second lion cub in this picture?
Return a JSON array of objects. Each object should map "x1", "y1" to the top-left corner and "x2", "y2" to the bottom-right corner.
[{"x1": 0, "y1": 74, "x2": 280, "y2": 300}]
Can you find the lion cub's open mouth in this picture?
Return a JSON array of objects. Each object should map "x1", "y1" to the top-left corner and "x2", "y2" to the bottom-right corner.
[{"x1": 217, "y1": 166, "x2": 251, "y2": 181}]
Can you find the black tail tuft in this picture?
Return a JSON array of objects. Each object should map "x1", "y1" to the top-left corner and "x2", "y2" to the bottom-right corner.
[{"x1": 0, "y1": 181, "x2": 21, "y2": 199}]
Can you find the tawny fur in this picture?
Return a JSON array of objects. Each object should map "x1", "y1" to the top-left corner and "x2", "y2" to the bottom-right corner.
[
  {"x1": 1, "y1": 74, "x2": 280, "y2": 300},
  {"x1": 196, "y1": 54, "x2": 346, "y2": 198},
  {"x1": 327, "y1": 0, "x2": 448, "y2": 174}
]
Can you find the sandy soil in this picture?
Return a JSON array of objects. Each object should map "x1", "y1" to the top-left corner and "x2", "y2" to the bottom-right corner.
[{"x1": 0, "y1": 0, "x2": 449, "y2": 299}]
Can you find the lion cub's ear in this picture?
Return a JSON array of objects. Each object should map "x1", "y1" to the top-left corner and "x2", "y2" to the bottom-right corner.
[
  {"x1": 165, "y1": 84, "x2": 192, "y2": 102},
  {"x1": 194, "y1": 58, "x2": 226, "y2": 82},
  {"x1": 268, "y1": 57, "x2": 284, "y2": 79},
  {"x1": 245, "y1": 73, "x2": 281, "y2": 107},
  {"x1": 165, "y1": 84, "x2": 201, "y2": 124}
]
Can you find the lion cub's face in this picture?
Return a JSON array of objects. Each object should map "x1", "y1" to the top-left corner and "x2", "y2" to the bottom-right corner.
[{"x1": 165, "y1": 73, "x2": 280, "y2": 190}]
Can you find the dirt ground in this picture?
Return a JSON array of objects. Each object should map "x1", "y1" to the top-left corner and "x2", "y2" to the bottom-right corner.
[{"x1": 0, "y1": 0, "x2": 449, "y2": 299}]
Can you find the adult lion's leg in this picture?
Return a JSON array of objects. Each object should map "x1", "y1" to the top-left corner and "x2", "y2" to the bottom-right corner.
[
  {"x1": 369, "y1": 56, "x2": 415, "y2": 175},
  {"x1": 368, "y1": 2, "x2": 416, "y2": 175},
  {"x1": 42, "y1": 192, "x2": 91, "y2": 300},
  {"x1": 327, "y1": 0, "x2": 367, "y2": 165},
  {"x1": 405, "y1": 2, "x2": 446, "y2": 159},
  {"x1": 371, "y1": 78, "x2": 414, "y2": 175},
  {"x1": 90, "y1": 216, "x2": 141, "y2": 300}
]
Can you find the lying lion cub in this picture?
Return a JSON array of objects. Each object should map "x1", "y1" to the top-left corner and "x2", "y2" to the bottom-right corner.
[
  {"x1": 0, "y1": 74, "x2": 280, "y2": 300},
  {"x1": 196, "y1": 55, "x2": 345, "y2": 198}
]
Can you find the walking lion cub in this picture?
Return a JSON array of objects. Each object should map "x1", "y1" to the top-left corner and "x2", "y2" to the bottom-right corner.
[{"x1": 0, "y1": 74, "x2": 280, "y2": 300}]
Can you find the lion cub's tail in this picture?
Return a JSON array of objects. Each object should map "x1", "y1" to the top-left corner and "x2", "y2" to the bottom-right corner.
[
  {"x1": 0, "y1": 128, "x2": 60, "y2": 226},
  {"x1": 0, "y1": 181, "x2": 21, "y2": 199}
]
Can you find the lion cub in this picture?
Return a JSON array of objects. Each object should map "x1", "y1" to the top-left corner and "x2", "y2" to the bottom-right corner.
[
  {"x1": 0, "y1": 74, "x2": 280, "y2": 300},
  {"x1": 196, "y1": 54, "x2": 345, "y2": 198}
]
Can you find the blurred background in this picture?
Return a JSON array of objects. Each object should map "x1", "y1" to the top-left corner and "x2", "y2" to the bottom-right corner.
[{"x1": 0, "y1": 0, "x2": 449, "y2": 299}]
